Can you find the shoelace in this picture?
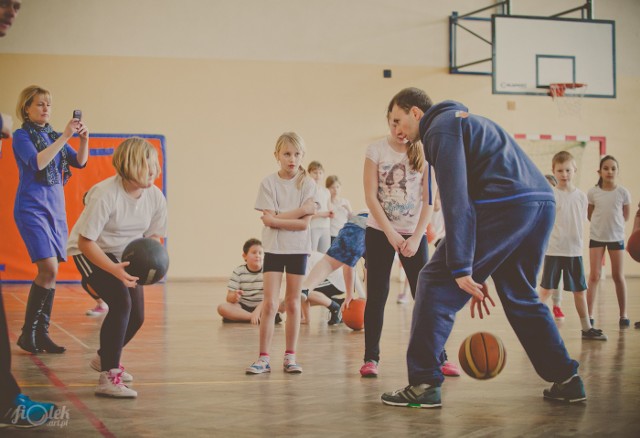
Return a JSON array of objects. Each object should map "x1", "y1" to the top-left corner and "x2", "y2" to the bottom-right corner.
[{"x1": 110, "y1": 371, "x2": 124, "y2": 385}]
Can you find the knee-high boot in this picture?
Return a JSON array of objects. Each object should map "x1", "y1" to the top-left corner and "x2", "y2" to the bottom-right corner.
[
  {"x1": 16, "y1": 283, "x2": 48, "y2": 353},
  {"x1": 36, "y1": 288, "x2": 66, "y2": 354}
]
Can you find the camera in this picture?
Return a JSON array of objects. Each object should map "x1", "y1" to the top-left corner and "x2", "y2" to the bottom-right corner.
[{"x1": 72, "y1": 109, "x2": 82, "y2": 121}]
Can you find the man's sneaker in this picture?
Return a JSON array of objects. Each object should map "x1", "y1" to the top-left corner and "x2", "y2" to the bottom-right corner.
[
  {"x1": 619, "y1": 317, "x2": 630, "y2": 328},
  {"x1": 283, "y1": 355, "x2": 303, "y2": 374},
  {"x1": 95, "y1": 369, "x2": 137, "y2": 398},
  {"x1": 381, "y1": 384, "x2": 442, "y2": 408},
  {"x1": 328, "y1": 305, "x2": 342, "y2": 325},
  {"x1": 552, "y1": 306, "x2": 565, "y2": 320},
  {"x1": 543, "y1": 375, "x2": 586, "y2": 403},
  {"x1": 245, "y1": 358, "x2": 271, "y2": 374},
  {"x1": 86, "y1": 304, "x2": 108, "y2": 316},
  {"x1": 582, "y1": 328, "x2": 608, "y2": 341},
  {"x1": 0, "y1": 394, "x2": 55, "y2": 428},
  {"x1": 90, "y1": 354, "x2": 133, "y2": 382},
  {"x1": 360, "y1": 360, "x2": 378, "y2": 377},
  {"x1": 441, "y1": 361, "x2": 461, "y2": 376}
]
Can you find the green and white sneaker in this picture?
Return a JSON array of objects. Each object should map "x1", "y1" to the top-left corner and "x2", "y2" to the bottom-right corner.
[
  {"x1": 543, "y1": 375, "x2": 586, "y2": 403},
  {"x1": 381, "y1": 384, "x2": 442, "y2": 408}
]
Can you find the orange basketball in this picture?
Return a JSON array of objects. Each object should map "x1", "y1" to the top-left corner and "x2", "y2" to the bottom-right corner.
[
  {"x1": 627, "y1": 230, "x2": 640, "y2": 263},
  {"x1": 458, "y1": 332, "x2": 506, "y2": 380},
  {"x1": 342, "y1": 298, "x2": 366, "y2": 330}
]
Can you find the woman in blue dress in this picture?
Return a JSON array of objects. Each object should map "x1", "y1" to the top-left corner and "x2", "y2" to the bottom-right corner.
[{"x1": 13, "y1": 85, "x2": 89, "y2": 354}]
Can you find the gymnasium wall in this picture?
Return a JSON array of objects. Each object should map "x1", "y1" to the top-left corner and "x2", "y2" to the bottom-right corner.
[{"x1": 1, "y1": 0, "x2": 639, "y2": 279}]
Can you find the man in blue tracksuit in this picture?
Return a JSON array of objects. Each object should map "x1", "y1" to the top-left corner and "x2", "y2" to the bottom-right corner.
[{"x1": 381, "y1": 88, "x2": 585, "y2": 408}]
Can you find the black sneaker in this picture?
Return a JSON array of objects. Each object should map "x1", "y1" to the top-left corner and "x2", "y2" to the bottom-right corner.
[
  {"x1": 328, "y1": 305, "x2": 342, "y2": 325},
  {"x1": 381, "y1": 385, "x2": 442, "y2": 408},
  {"x1": 543, "y1": 376, "x2": 586, "y2": 403},
  {"x1": 274, "y1": 313, "x2": 282, "y2": 324},
  {"x1": 619, "y1": 318, "x2": 630, "y2": 328},
  {"x1": 582, "y1": 328, "x2": 607, "y2": 341}
]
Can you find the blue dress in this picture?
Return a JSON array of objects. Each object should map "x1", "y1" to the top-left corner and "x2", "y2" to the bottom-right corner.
[{"x1": 12, "y1": 129, "x2": 84, "y2": 262}]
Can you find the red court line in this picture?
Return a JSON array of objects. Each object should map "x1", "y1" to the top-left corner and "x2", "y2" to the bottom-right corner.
[{"x1": 9, "y1": 334, "x2": 116, "y2": 437}]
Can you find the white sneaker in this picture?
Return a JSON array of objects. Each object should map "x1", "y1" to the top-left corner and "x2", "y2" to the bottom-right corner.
[
  {"x1": 95, "y1": 369, "x2": 137, "y2": 398},
  {"x1": 90, "y1": 354, "x2": 133, "y2": 382},
  {"x1": 86, "y1": 304, "x2": 109, "y2": 316}
]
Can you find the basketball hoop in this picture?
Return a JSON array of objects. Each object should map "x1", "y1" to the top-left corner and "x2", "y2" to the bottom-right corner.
[{"x1": 548, "y1": 83, "x2": 588, "y2": 117}]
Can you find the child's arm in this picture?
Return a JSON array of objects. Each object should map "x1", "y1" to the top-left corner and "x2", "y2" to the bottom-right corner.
[
  {"x1": 78, "y1": 235, "x2": 139, "y2": 287},
  {"x1": 261, "y1": 210, "x2": 312, "y2": 231},
  {"x1": 623, "y1": 203, "x2": 630, "y2": 222},
  {"x1": 401, "y1": 167, "x2": 434, "y2": 257},
  {"x1": 270, "y1": 198, "x2": 317, "y2": 219},
  {"x1": 587, "y1": 204, "x2": 594, "y2": 221},
  {"x1": 250, "y1": 302, "x2": 263, "y2": 325},
  {"x1": 226, "y1": 289, "x2": 242, "y2": 303}
]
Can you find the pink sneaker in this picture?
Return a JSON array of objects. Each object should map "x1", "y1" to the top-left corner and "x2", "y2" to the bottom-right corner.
[
  {"x1": 86, "y1": 304, "x2": 108, "y2": 316},
  {"x1": 441, "y1": 361, "x2": 461, "y2": 377},
  {"x1": 360, "y1": 360, "x2": 378, "y2": 377},
  {"x1": 552, "y1": 306, "x2": 565, "y2": 320}
]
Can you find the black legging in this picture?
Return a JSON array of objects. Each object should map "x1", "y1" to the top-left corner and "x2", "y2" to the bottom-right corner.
[
  {"x1": 363, "y1": 227, "x2": 428, "y2": 362},
  {"x1": 73, "y1": 254, "x2": 144, "y2": 371},
  {"x1": 0, "y1": 281, "x2": 21, "y2": 408}
]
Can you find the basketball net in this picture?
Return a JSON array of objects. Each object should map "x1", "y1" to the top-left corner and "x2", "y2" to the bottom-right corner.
[{"x1": 549, "y1": 83, "x2": 587, "y2": 117}]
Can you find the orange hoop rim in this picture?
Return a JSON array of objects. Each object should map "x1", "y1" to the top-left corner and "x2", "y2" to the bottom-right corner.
[{"x1": 548, "y1": 83, "x2": 587, "y2": 98}]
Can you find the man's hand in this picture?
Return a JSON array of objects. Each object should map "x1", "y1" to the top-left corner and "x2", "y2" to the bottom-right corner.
[{"x1": 470, "y1": 282, "x2": 496, "y2": 319}]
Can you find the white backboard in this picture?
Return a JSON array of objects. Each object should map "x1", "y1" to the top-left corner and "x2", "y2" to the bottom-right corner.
[{"x1": 492, "y1": 15, "x2": 616, "y2": 98}]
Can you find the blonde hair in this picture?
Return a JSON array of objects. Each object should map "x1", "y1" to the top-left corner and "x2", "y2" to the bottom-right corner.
[
  {"x1": 551, "y1": 151, "x2": 576, "y2": 170},
  {"x1": 308, "y1": 161, "x2": 324, "y2": 173},
  {"x1": 16, "y1": 85, "x2": 51, "y2": 123},
  {"x1": 325, "y1": 175, "x2": 340, "y2": 189},
  {"x1": 112, "y1": 137, "x2": 161, "y2": 186},
  {"x1": 275, "y1": 132, "x2": 307, "y2": 189}
]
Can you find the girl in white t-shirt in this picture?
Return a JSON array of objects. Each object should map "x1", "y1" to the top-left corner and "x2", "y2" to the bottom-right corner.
[
  {"x1": 67, "y1": 137, "x2": 167, "y2": 398},
  {"x1": 586, "y1": 155, "x2": 631, "y2": 327},
  {"x1": 326, "y1": 175, "x2": 353, "y2": 242},
  {"x1": 246, "y1": 132, "x2": 317, "y2": 375},
  {"x1": 359, "y1": 116, "x2": 436, "y2": 378},
  {"x1": 308, "y1": 161, "x2": 332, "y2": 253}
]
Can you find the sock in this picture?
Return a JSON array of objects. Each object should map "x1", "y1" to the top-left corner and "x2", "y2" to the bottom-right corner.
[
  {"x1": 580, "y1": 317, "x2": 592, "y2": 331},
  {"x1": 259, "y1": 353, "x2": 270, "y2": 362},
  {"x1": 328, "y1": 300, "x2": 340, "y2": 312}
]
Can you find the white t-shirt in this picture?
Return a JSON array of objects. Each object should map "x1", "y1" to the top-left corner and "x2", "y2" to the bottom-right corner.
[
  {"x1": 310, "y1": 186, "x2": 331, "y2": 230},
  {"x1": 365, "y1": 137, "x2": 425, "y2": 234},
  {"x1": 430, "y1": 209, "x2": 446, "y2": 241},
  {"x1": 547, "y1": 187, "x2": 587, "y2": 257},
  {"x1": 587, "y1": 185, "x2": 631, "y2": 242},
  {"x1": 67, "y1": 175, "x2": 168, "y2": 260},
  {"x1": 330, "y1": 197, "x2": 352, "y2": 237},
  {"x1": 255, "y1": 172, "x2": 316, "y2": 254}
]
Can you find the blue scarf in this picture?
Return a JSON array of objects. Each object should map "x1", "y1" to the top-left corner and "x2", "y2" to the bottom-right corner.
[{"x1": 22, "y1": 121, "x2": 71, "y2": 186}]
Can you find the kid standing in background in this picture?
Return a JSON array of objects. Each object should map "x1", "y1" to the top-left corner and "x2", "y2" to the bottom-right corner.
[
  {"x1": 544, "y1": 173, "x2": 565, "y2": 320},
  {"x1": 586, "y1": 155, "x2": 631, "y2": 328},
  {"x1": 539, "y1": 152, "x2": 607, "y2": 340},
  {"x1": 247, "y1": 132, "x2": 317, "y2": 375},
  {"x1": 217, "y1": 238, "x2": 267, "y2": 324},
  {"x1": 361, "y1": 112, "x2": 458, "y2": 378},
  {"x1": 67, "y1": 137, "x2": 167, "y2": 398},
  {"x1": 326, "y1": 175, "x2": 353, "y2": 243},
  {"x1": 308, "y1": 161, "x2": 332, "y2": 253}
]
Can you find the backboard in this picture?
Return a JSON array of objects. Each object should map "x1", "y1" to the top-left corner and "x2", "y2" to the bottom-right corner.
[{"x1": 492, "y1": 15, "x2": 616, "y2": 98}]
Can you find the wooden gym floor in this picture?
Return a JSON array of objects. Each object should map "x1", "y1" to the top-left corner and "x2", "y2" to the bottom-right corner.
[{"x1": 2, "y1": 277, "x2": 640, "y2": 437}]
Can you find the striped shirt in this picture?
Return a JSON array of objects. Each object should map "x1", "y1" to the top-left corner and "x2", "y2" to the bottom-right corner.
[{"x1": 227, "y1": 264, "x2": 263, "y2": 308}]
